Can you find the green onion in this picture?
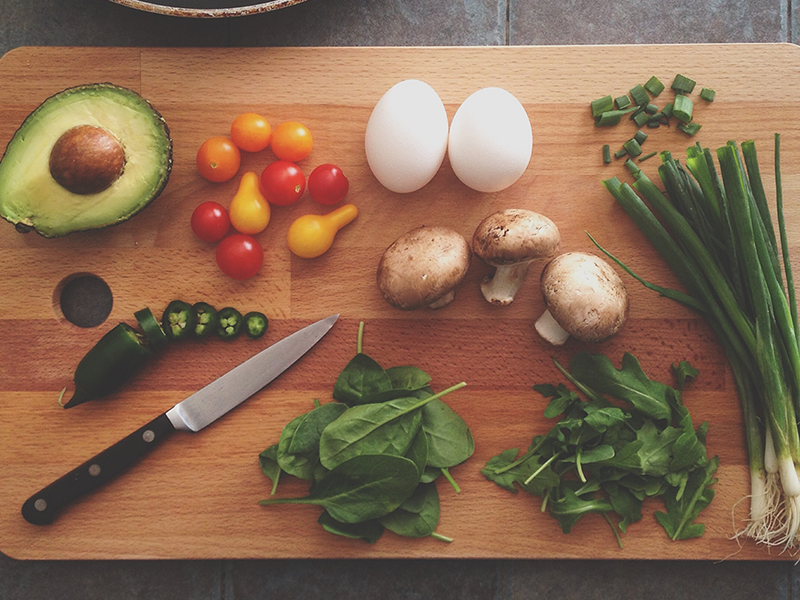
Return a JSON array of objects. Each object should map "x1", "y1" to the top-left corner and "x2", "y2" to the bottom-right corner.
[
  {"x1": 633, "y1": 110, "x2": 649, "y2": 127},
  {"x1": 614, "y1": 148, "x2": 628, "y2": 159},
  {"x1": 633, "y1": 130, "x2": 648, "y2": 145},
  {"x1": 662, "y1": 102, "x2": 674, "y2": 119},
  {"x1": 623, "y1": 138, "x2": 643, "y2": 157},
  {"x1": 615, "y1": 95, "x2": 632, "y2": 109},
  {"x1": 603, "y1": 144, "x2": 612, "y2": 164},
  {"x1": 678, "y1": 122, "x2": 702, "y2": 136},
  {"x1": 625, "y1": 158, "x2": 641, "y2": 176},
  {"x1": 673, "y1": 94, "x2": 694, "y2": 123},
  {"x1": 645, "y1": 75, "x2": 665, "y2": 96},
  {"x1": 638, "y1": 151, "x2": 658, "y2": 162},
  {"x1": 630, "y1": 84, "x2": 650, "y2": 106},
  {"x1": 671, "y1": 74, "x2": 696, "y2": 94},
  {"x1": 700, "y1": 88, "x2": 716, "y2": 102},
  {"x1": 590, "y1": 95, "x2": 614, "y2": 118},
  {"x1": 645, "y1": 103, "x2": 659, "y2": 115}
]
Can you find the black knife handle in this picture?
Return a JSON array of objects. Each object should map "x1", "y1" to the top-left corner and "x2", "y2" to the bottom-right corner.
[{"x1": 22, "y1": 412, "x2": 176, "y2": 525}]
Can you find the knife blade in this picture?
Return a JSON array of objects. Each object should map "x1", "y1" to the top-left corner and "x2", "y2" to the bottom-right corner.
[{"x1": 21, "y1": 314, "x2": 339, "y2": 526}]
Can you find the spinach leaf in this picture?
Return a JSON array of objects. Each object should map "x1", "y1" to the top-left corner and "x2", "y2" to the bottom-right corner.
[
  {"x1": 420, "y1": 466, "x2": 441, "y2": 484},
  {"x1": 405, "y1": 428, "x2": 428, "y2": 480},
  {"x1": 386, "y1": 366, "x2": 432, "y2": 391},
  {"x1": 421, "y1": 399, "x2": 474, "y2": 468},
  {"x1": 318, "y1": 511, "x2": 385, "y2": 544},
  {"x1": 259, "y1": 454, "x2": 419, "y2": 524},
  {"x1": 258, "y1": 444, "x2": 282, "y2": 495},
  {"x1": 333, "y1": 353, "x2": 393, "y2": 405},
  {"x1": 277, "y1": 402, "x2": 348, "y2": 480},
  {"x1": 318, "y1": 397, "x2": 425, "y2": 470},
  {"x1": 379, "y1": 483, "x2": 440, "y2": 538}
]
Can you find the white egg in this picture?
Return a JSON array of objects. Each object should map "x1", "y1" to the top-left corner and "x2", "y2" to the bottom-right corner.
[
  {"x1": 365, "y1": 79, "x2": 449, "y2": 194},
  {"x1": 448, "y1": 87, "x2": 533, "y2": 193}
]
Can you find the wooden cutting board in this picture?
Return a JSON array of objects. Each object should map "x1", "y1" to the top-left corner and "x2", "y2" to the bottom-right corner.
[{"x1": 1, "y1": 44, "x2": 800, "y2": 560}]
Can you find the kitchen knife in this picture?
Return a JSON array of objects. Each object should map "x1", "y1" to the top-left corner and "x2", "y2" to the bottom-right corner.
[{"x1": 21, "y1": 313, "x2": 339, "y2": 525}]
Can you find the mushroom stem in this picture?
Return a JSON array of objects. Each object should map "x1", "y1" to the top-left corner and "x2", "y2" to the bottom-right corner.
[
  {"x1": 534, "y1": 309, "x2": 570, "y2": 345},
  {"x1": 481, "y1": 261, "x2": 532, "y2": 306},
  {"x1": 427, "y1": 289, "x2": 456, "y2": 309}
]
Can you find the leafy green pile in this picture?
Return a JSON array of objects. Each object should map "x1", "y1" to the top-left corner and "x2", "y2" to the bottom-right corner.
[
  {"x1": 481, "y1": 352, "x2": 719, "y2": 546},
  {"x1": 258, "y1": 322, "x2": 472, "y2": 544}
]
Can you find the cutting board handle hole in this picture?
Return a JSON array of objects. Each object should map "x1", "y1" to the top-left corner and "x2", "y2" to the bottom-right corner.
[{"x1": 53, "y1": 273, "x2": 113, "y2": 328}]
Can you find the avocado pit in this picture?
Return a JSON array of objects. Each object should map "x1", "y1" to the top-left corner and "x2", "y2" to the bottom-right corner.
[{"x1": 49, "y1": 125, "x2": 126, "y2": 195}]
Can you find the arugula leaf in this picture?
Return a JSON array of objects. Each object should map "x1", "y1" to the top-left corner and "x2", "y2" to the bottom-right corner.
[
  {"x1": 672, "y1": 360, "x2": 700, "y2": 390},
  {"x1": 548, "y1": 485, "x2": 614, "y2": 534},
  {"x1": 603, "y1": 481, "x2": 643, "y2": 533},
  {"x1": 570, "y1": 352, "x2": 673, "y2": 421},
  {"x1": 534, "y1": 383, "x2": 580, "y2": 418},
  {"x1": 654, "y1": 457, "x2": 719, "y2": 539}
]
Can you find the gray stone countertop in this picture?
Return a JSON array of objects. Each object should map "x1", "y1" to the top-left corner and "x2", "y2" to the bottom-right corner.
[{"x1": 1, "y1": 0, "x2": 798, "y2": 598}]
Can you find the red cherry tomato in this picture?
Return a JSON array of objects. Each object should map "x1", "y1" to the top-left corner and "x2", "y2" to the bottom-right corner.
[
  {"x1": 260, "y1": 161, "x2": 306, "y2": 206},
  {"x1": 308, "y1": 164, "x2": 349, "y2": 205},
  {"x1": 215, "y1": 234, "x2": 263, "y2": 280},
  {"x1": 190, "y1": 201, "x2": 230, "y2": 242}
]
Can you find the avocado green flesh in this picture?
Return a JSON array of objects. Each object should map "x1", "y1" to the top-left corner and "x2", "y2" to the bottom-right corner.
[{"x1": 0, "y1": 84, "x2": 172, "y2": 237}]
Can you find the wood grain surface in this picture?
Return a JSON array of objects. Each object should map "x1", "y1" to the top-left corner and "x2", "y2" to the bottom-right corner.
[{"x1": 1, "y1": 44, "x2": 800, "y2": 560}]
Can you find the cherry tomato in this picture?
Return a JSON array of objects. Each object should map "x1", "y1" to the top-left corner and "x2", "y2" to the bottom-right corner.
[
  {"x1": 270, "y1": 121, "x2": 313, "y2": 162},
  {"x1": 191, "y1": 201, "x2": 230, "y2": 242},
  {"x1": 308, "y1": 164, "x2": 349, "y2": 205},
  {"x1": 260, "y1": 161, "x2": 306, "y2": 206},
  {"x1": 230, "y1": 113, "x2": 272, "y2": 152},
  {"x1": 197, "y1": 136, "x2": 241, "y2": 182},
  {"x1": 215, "y1": 234, "x2": 264, "y2": 280}
]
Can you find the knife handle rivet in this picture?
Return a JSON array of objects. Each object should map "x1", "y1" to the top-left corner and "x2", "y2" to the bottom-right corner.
[
  {"x1": 142, "y1": 430, "x2": 155, "y2": 443},
  {"x1": 34, "y1": 499, "x2": 47, "y2": 512},
  {"x1": 89, "y1": 464, "x2": 101, "y2": 476}
]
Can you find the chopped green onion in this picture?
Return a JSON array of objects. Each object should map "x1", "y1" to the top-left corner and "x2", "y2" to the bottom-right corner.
[
  {"x1": 625, "y1": 158, "x2": 641, "y2": 176},
  {"x1": 623, "y1": 138, "x2": 643, "y2": 157},
  {"x1": 673, "y1": 94, "x2": 694, "y2": 123},
  {"x1": 700, "y1": 88, "x2": 716, "y2": 102},
  {"x1": 614, "y1": 148, "x2": 628, "y2": 159},
  {"x1": 646, "y1": 119, "x2": 661, "y2": 129},
  {"x1": 645, "y1": 103, "x2": 659, "y2": 115},
  {"x1": 639, "y1": 151, "x2": 658, "y2": 162},
  {"x1": 615, "y1": 95, "x2": 632, "y2": 109},
  {"x1": 671, "y1": 74, "x2": 696, "y2": 94},
  {"x1": 594, "y1": 108, "x2": 635, "y2": 127},
  {"x1": 634, "y1": 130, "x2": 648, "y2": 145},
  {"x1": 662, "y1": 102, "x2": 674, "y2": 118},
  {"x1": 603, "y1": 144, "x2": 612, "y2": 164},
  {"x1": 644, "y1": 76, "x2": 665, "y2": 96},
  {"x1": 630, "y1": 84, "x2": 649, "y2": 106},
  {"x1": 677, "y1": 122, "x2": 702, "y2": 136},
  {"x1": 590, "y1": 95, "x2": 614, "y2": 118}
]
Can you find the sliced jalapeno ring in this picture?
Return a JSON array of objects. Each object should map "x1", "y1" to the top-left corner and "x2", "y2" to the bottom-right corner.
[
  {"x1": 161, "y1": 300, "x2": 197, "y2": 341},
  {"x1": 134, "y1": 307, "x2": 168, "y2": 350},
  {"x1": 244, "y1": 311, "x2": 269, "y2": 339},
  {"x1": 62, "y1": 323, "x2": 152, "y2": 409},
  {"x1": 192, "y1": 302, "x2": 219, "y2": 338},
  {"x1": 217, "y1": 307, "x2": 243, "y2": 340}
]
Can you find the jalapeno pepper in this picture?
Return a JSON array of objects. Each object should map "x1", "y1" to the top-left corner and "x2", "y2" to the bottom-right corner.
[
  {"x1": 192, "y1": 302, "x2": 219, "y2": 338},
  {"x1": 61, "y1": 323, "x2": 152, "y2": 409},
  {"x1": 161, "y1": 300, "x2": 197, "y2": 341},
  {"x1": 135, "y1": 307, "x2": 168, "y2": 350},
  {"x1": 244, "y1": 311, "x2": 269, "y2": 339},
  {"x1": 217, "y1": 307, "x2": 243, "y2": 340}
]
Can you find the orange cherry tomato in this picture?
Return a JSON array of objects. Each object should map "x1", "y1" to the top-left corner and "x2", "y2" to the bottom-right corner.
[
  {"x1": 230, "y1": 113, "x2": 272, "y2": 152},
  {"x1": 270, "y1": 121, "x2": 313, "y2": 162},
  {"x1": 196, "y1": 137, "x2": 241, "y2": 182}
]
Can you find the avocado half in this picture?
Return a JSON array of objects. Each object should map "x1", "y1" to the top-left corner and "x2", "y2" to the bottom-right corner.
[{"x1": 0, "y1": 83, "x2": 173, "y2": 237}]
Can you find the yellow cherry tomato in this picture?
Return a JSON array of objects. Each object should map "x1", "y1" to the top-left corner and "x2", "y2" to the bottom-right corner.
[
  {"x1": 229, "y1": 171, "x2": 271, "y2": 235},
  {"x1": 287, "y1": 204, "x2": 358, "y2": 258}
]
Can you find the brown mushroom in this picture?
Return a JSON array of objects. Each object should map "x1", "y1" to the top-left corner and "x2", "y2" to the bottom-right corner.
[
  {"x1": 376, "y1": 226, "x2": 471, "y2": 310},
  {"x1": 472, "y1": 208, "x2": 560, "y2": 306},
  {"x1": 535, "y1": 252, "x2": 629, "y2": 345}
]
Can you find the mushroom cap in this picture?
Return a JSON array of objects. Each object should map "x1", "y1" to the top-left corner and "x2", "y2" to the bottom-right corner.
[
  {"x1": 472, "y1": 208, "x2": 560, "y2": 267},
  {"x1": 540, "y1": 252, "x2": 629, "y2": 342},
  {"x1": 377, "y1": 226, "x2": 471, "y2": 310}
]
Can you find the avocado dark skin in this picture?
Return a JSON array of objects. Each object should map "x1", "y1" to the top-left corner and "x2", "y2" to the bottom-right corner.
[{"x1": 49, "y1": 125, "x2": 126, "y2": 195}]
